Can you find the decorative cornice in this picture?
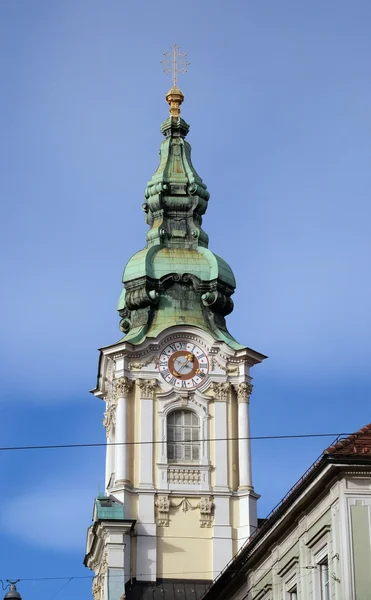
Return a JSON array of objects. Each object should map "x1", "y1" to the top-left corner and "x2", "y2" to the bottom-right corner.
[
  {"x1": 211, "y1": 382, "x2": 231, "y2": 402},
  {"x1": 113, "y1": 377, "x2": 133, "y2": 399},
  {"x1": 137, "y1": 379, "x2": 157, "y2": 399},
  {"x1": 235, "y1": 381, "x2": 254, "y2": 403}
]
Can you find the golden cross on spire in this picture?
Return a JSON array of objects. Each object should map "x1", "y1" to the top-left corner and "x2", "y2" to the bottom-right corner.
[{"x1": 161, "y1": 44, "x2": 190, "y2": 87}]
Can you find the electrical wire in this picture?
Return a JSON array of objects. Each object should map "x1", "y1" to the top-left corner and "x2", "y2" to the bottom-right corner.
[
  {"x1": 2, "y1": 563, "x2": 339, "y2": 583},
  {"x1": 46, "y1": 578, "x2": 72, "y2": 600},
  {"x1": 0, "y1": 432, "x2": 351, "y2": 453}
]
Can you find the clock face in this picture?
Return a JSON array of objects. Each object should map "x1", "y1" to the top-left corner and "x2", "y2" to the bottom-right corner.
[{"x1": 159, "y1": 341, "x2": 209, "y2": 389}]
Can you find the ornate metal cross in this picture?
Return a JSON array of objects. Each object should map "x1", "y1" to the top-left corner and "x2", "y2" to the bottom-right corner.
[{"x1": 161, "y1": 44, "x2": 190, "y2": 87}]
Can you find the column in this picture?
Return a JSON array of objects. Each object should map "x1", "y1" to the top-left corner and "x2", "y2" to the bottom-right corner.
[
  {"x1": 114, "y1": 377, "x2": 133, "y2": 485},
  {"x1": 236, "y1": 381, "x2": 253, "y2": 489},
  {"x1": 212, "y1": 382, "x2": 230, "y2": 491},
  {"x1": 138, "y1": 379, "x2": 157, "y2": 488}
]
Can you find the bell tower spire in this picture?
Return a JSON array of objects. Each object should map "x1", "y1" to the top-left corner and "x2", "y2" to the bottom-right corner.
[
  {"x1": 85, "y1": 51, "x2": 267, "y2": 600},
  {"x1": 117, "y1": 67, "x2": 241, "y2": 349}
]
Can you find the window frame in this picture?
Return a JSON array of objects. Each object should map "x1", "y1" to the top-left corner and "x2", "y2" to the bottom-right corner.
[
  {"x1": 166, "y1": 409, "x2": 201, "y2": 465},
  {"x1": 308, "y1": 531, "x2": 331, "y2": 600},
  {"x1": 318, "y1": 557, "x2": 330, "y2": 600}
]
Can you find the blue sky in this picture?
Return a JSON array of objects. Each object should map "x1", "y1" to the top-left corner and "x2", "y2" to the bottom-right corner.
[{"x1": 0, "y1": 1, "x2": 370, "y2": 598}]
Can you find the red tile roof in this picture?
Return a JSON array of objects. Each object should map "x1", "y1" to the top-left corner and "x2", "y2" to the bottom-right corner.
[{"x1": 325, "y1": 423, "x2": 371, "y2": 456}]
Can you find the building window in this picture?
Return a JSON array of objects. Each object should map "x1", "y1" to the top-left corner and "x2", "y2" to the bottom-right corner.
[
  {"x1": 319, "y1": 558, "x2": 330, "y2": 600},
  {"x1": 287, "y1": 586, "x2": 297, "y2": 600},
  {"x1": 167, "y1": 410, "x2": 200, "y2": 463}
]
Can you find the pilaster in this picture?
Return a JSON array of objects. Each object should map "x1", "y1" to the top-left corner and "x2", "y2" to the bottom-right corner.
[
  {"x1": 212, "y1": 382, "x2": 231, "y2": 492},
  {"x1": 137, "y1": 379, "x2": 157, "y2": 489},
  {"x1": 235, "y1": 381, "x2": 253, "y2": 490},
  {"x1": 114, "y1": 377, "x2": 133, "y2": 485}
]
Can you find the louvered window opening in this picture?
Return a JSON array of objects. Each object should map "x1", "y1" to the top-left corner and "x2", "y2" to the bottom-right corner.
[{"x1": 167, "y1": 410, "x2": 200, "y2": 463}]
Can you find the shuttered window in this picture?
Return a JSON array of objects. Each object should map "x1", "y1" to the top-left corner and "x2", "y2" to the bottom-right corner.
[{"x1": 167, "y1": 410, "x2": 200, "y2": 463}]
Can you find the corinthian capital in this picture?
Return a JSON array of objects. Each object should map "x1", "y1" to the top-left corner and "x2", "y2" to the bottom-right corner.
[
  {"x1": 113, "y1": 377, "x2": 133, "y2": 399},
  {"x1": 211, "y1": 382, "x2": 231, "y2": 402},
  {"x1": 137, "y1": 379, "x2": 157, "y2": 399},
  {"x1": 235, "y1": 381, "x2": 253, "y2": 403}
]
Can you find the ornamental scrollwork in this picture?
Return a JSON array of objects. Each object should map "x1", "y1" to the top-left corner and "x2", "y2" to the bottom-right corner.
[
  {"x1": 113, "y1": 377, "x2": 133, "y2": 399},
  {"x1": 199, "y1": 496, "x2": 214, "y2": 528},
  {"x1": 235, "y1": 381, "x2": 253, "y2": 403},
  {"x1": 155, "y1": 494, "x2": 170, "y2": 526},
  {"x1": 92, "y1": 552, "x2": 108, "y2": 600},
  {"x1": 102, "y1": 397, "x2": 117, "y2": 437},
  {"x1": 137, "y1": 379, "x2": 157, "y2": 399}
]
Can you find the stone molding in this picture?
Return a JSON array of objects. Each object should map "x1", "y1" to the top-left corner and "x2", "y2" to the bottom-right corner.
[
  {"x1": 211, "y1": 382, "x2": 231, "y2": 402},
  {"x1": 235, "y1": 381, "x2": 253, "y2": 403},
  {"x1": 137, "y1": 379, "x2": 157, "y2": 399},
  {"x1": 113, "y1": 376, "x2": 133, "y2": 399},
  {"x1": 155, "y1": 495, "x2": 214, "y2": 528}
]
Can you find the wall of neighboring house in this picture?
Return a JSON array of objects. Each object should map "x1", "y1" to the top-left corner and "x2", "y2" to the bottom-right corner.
[{"x1": 227, "y1": 470, "x2": 371, "y2": 600}]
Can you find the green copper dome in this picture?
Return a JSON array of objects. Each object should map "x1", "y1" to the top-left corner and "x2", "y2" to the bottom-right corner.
[
  {"x1": 117, "y1": 89, "x2": 242, "y2": 349},
  {"x1": 123, "y1": 247, "x2": 236, "y2": 288}
]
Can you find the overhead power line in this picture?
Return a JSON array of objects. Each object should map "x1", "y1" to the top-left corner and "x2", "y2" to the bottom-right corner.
[
  {"x1": 0, "y1": 432, "x2": 351, "y2": 453},
  {"x1": 3, "y1": 561, "x2": 339, "y2": 583}
]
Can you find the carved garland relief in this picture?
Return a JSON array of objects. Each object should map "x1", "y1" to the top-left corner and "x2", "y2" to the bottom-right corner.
[{"x1": 155, "y1": 495, "x2": 214, "y2": 528}]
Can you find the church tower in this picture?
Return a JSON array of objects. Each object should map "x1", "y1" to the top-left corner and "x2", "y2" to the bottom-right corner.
[{"x1": 84, "y1": 81, "x2": 266, "y2": 599}]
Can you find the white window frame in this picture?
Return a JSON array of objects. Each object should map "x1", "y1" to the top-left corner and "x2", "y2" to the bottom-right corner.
[
  {"x1": 285, "y1": 579, "x2": 297, "y2": 600},
  {"x1": 313, "y1": 546, "x2": 330, "y2": 600},
  {"x1": 307, "y1": 528, "x2": 330, "y2": 600},
  {"x1": 167, "y1": 409, "x2": 201, "y2": 464},
  {"x1": 318, "y1": 556, "x2": 330, "y2": 600},
  {"x1": 279, "y1": 559, "x2": 298, "y2": 600},
  {"x1": 157, "y1": 395, "x2": 211, "y2": 491}
]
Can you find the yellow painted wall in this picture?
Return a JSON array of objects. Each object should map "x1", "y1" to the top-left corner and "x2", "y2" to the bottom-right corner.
[{"x1": 157, "y1": 501, "x2": 213, "y2": 579}]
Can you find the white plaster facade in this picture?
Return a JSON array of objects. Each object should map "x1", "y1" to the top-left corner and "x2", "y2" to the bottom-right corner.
[
  {"x1": 201, "y1": 454, "x2": 371, "y2": 600},
  {"x1": 85, "y1": 326, "x2": 265, "y2": 596}
]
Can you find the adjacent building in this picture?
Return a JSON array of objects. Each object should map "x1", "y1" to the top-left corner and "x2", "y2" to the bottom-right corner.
[
  {"x1": 84, "y1": 85, "x2": 267, "y2": 599},
  {"x1": 201, "y1": 423, "x2": 371, "y2": 600}
]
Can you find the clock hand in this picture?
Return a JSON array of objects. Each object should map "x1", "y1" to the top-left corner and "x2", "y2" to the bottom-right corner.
[
  {"x1": 175, "y1": 353, "x2": 196, "y2": 377},
  {"x1": 176, "y1": 358, "x2": 190, "y2": 374}
]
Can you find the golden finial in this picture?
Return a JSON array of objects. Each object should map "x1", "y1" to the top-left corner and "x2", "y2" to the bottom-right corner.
[{"x1": 161, "y1": 44, "x2": 189, "y2": 117}]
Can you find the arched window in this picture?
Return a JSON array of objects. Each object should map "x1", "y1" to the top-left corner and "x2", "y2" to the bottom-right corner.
[{"x1": 167, "y1": 410, "x2": 200, "y2": 463}]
